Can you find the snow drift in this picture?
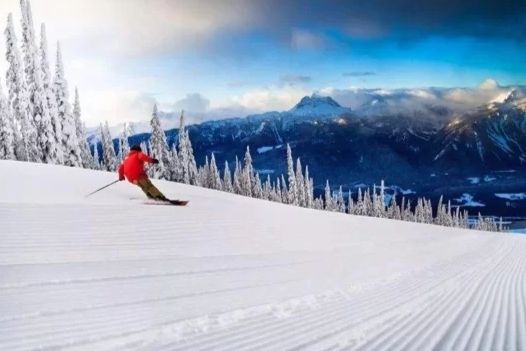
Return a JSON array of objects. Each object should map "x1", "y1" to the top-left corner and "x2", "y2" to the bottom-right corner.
[{"x1": 1, "y1": 160, "x2": 525, "y2": 350}]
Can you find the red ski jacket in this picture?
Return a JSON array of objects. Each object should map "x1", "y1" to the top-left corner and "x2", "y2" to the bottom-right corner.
[{"x1": 118, "y1": 150, "x2": 155, "y2": 183}]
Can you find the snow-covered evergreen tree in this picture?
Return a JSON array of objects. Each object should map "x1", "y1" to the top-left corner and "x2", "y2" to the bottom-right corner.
[
  {"x1": 324, "y1": 180, "x2": 336, "y2": 211},
  {"x1": 100, "y1": 122, "x2": 117, "y2": 171},
  {"x1": 53, "y1": 42, "x2": 81, "y2": 166},
  {"x1": 233, "y1": 156, "x2": 242, "y2": 194},
  {"x1": 19, "y1": 0, "x2": 59, "y2": 163},
  {"x1": 91, "y1": 143, "x2": 100, "y2": 170},
  {"x1": 223, "y1": 160, "x2": 233, "y2": 193},
  {"x1": 39, "y1": 23, "x2": 63, "y2": 164},
  {"x1": 5, "y1": 13, "x2": 40, "y2": 162},
  {"x1": 241, "y1": 146, "x2": 254, "y2": 197},
  {"x1": 149, "y1": 104, "x2": 172, "y2": 180},
  {"x1": 286, "y1": 144, "x2": 298, "y2": 205},
  {"x1": 72, "y1": 88, "x2": 92, "y2": 168},
  {"x1": 0, "y1": 82, "x2": 15, "y2": 160},
  {"x1": 209, "y1": 153, "x2": 222, "y2": 190},
  {"x1": 295, "y1": 158, "x2": 306, "y2": 207}
]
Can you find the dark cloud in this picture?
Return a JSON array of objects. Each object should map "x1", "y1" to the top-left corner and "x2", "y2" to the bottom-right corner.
[
  {"x1": 247, "y1": 0, "x2": 526, "y2": 42},
  {"x1": 342, "y1": 71, "x2": 376, "y2": 77},
  {"x1": 280, "y1": 74, "x2": 312, "y2": 86}
]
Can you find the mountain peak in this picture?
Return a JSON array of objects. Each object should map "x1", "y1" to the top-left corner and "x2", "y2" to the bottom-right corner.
[
  {"x1": 479, "y1": 78, "x2": 500, "y2": 90},
  {"x1": 289, "y1": 94, "x2": 350, "y2": 117}
]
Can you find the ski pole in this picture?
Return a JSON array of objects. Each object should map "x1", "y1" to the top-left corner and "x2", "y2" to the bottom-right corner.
[{"x1": 85, "y1": 180, "x2": 120, "y2": 198}]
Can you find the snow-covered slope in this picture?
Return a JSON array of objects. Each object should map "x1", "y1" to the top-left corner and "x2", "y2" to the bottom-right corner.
[{"x1": 1, "y1": 160, "x2": 525, "y2": 350}]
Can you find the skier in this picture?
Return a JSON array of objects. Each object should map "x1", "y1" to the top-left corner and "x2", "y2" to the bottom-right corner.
[{"x1": 118, "y1": 145, "x2": 169, "y2": 202}]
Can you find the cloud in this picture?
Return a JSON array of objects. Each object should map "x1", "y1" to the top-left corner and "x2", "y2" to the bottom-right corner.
[
  {"x1": 290, "y1": 29, "x2": 326, "y2": 50},
  {"x1": 279, "y1": 74, "x2": 312, "y2": 86},
  {"x1": 229, "y1": 85, "x2": 308, "y2": 112},
  {"x1": 173, "y1": 93, "x2": 210, "y2": 114},
  {"x1": 81, "y1": 90, "x2": 158, "y2": 127},
  {"x1": 342, "y1": 72, "x2": 376, "y2": 77}
]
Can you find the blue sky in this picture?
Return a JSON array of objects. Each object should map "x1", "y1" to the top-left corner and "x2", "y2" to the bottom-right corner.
[{"x1": 1, "y1": 0, "x2": 525, "y2": 126}]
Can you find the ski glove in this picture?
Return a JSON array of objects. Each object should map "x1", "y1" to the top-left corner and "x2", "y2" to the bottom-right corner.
[{"x1": 151, "y1": 158, "x2": 160, "y2": 164}]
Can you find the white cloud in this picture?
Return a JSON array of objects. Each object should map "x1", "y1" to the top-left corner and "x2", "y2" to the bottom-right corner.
[
  {"x1": 0, "y1": 0, "x2": 259, "y2": 58},
  {"x1": 229, "y1": 85, "x2": 308, "y2": 112},
  {"x1": 81, "y1": 90, "x2": 157, "y2": 127},
  {"x1": 174, "y1": 93, "x2": 210, "y2": 114}
]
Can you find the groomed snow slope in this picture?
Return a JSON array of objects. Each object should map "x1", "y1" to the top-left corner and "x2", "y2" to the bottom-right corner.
[{"x1": 1, "y1": 160, "x2": 525, "y2": 351}]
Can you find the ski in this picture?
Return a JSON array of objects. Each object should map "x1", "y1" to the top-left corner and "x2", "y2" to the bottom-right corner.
[{"x1": 142, "y1": 199, "x2": 189, "y2": 206}]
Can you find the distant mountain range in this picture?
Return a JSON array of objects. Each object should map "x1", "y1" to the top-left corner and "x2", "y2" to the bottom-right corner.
[{"x1": 88, "y1": 82, "x2": 526, "y2": 217}]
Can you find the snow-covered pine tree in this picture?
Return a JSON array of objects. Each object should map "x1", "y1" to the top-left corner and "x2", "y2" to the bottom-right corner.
[
  {"x1": 253, "y1": 173, "x2": 263, "y2": 199},
  {"x1": 0, "y1": 82, "x2": 15, "y2": 160},
  {"x1": 347, "y1": 191, "x2": 354, "y2": 214},
  {"x1": 286, "y1": 144, "x2": 298, "y2": 205},
  {"x1": 355, "y1": 188, "x2": 364, "y2": 215},
  {"x1": 241, "y1": 146, "x2": 254, "y2": 197},
  {"x1": 100, "y1": 122, "x2": 117, "y2": 171},
  {"x1": 170, "y1": 143, "x2": 182, "y2": 182},
  {"x1": 263, "y1": 174, "x2": 272, "y2": 200},
  {"x1": 53, "y1": 42, "x2": 81, "y2": 167},
  {"x1": 232, "y1": 156, "x2": 242, "y2": 194},
  {"x1": 337, "y1": 186, "x2": 346, "y2": 213},
  {"x1": 280, "y1": 174, "x2": 288, "y2": 203},
  {"x1": 91, "y1": 143, "x2": 100, "y2": 170},
  {"x1": 177, "y1": 110, "x2": 199, "y2": 184},
  {"x1": 5, "y1": 13, "x2": 40, "y2": 162},
  {"x1": 200, "y1": 155, "x2": 210, "y2": 187},
  {"x1": 149, "y1": 104, "x2": 172, "y2": 180},
  {"x1": 223, "y1": 160, "x2": 233, "y2": 193},
  {"x1": 324, "y1": 180, "x2": 336, "y2": 211},
  {"x1": 20, "y1": 0, "x2": 59, "y2": 164},
  {"x1": 209, "y1": 153, "x2": 222, "y2": 190},
  {"x1": 72, "y1": 88, "x2": 92, "y2": 168},
  {"x1": 295, "y1": 158, "x2": 305, "y2": 206},
  {"x1": 275, "y1": 177, "x2": 283, "y2": 203},
  {"x1": 39, "y1": 23, "x2": 63, "y2": 164},
  {"x1": 304, "y1": 166, "x2": 313, "y2": 208}
]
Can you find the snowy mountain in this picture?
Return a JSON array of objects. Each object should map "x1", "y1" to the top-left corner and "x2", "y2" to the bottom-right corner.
[
  {"x1": 433, "y1": 88, "x2": 526, "y2": 166},
  {"x1": 289, "y1": 94, "x2": 351, "y2": 117},
  {"x1": 2, "y1": 160, "x2": 526, "y2": 350}
]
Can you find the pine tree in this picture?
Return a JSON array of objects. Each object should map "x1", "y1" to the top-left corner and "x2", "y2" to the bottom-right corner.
[
  {"x1": 149, "y1": 104, "x2": 172, "y2": 180},
  {"x1": 39, "y1": 23, "x2": 63, "y2": 164},
  {"x1": 233, "y1": 156, "x2": 242, "y2": 194},
  {"x1": 209, "y1": 153, "x2": 222, "y2": 190},
  {"x1": 5, "y1": 13, "x2": 39, "y2": 162},
  {"x1": 286, "y1": 144, "x2": 298, "y2": 205},
  {"x1": 54, "y1": 42, "x2": 81, "y2": 167},
  {"x1": 295, "y1": 158, "x2": 305, "y2": 207},
  {"x1": 19, "y1": 0, "x2": 59, "y2": 163},
  {"x1": 223, "y1": 160, "x2": 233, "y2": 193},
  {"x1": 304, "y1": 166, "x2": 313, "y2": 208},
  {"x1": 100, "y1": 122, "x2": 117, "y2": 171},
  {"x1": 337, "y1": 186, "x2": 346, "y2": 213},
  {"x1": 324, "y1": 180, "x2": 335, "y2": 211},
  {"x1": 253, "y1": 173, "x2": 263, "y2": 199},
  {"x1": 92, "y1": 143, "x2": 100, "y2": 170},
  {"x1": 241, "y1": 146, "x2": 254, "y2": 197},
  {"x1": 170, "y1": 142, "x2": 182, "y2": 182},
  {"x1": 0, "y1": 82, "x2": 15, "y2": 159},
  {"x1": 72, "y1": 88, "x2": 92, "y2": 168}
]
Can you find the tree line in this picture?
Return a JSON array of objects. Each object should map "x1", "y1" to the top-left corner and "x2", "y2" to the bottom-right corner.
[{"x1": 0, "y1": 0, "x2": 95, "y2": 168}]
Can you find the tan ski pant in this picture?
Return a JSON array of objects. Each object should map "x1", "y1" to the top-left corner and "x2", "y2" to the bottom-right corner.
[{"x1": 134, "y1": 177, "x2": 168, "y2": 201}]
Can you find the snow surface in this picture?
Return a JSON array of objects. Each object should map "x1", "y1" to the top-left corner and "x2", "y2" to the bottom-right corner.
[{"x1": 1, "y1": 160, "x2": 526, "y2": 350}]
